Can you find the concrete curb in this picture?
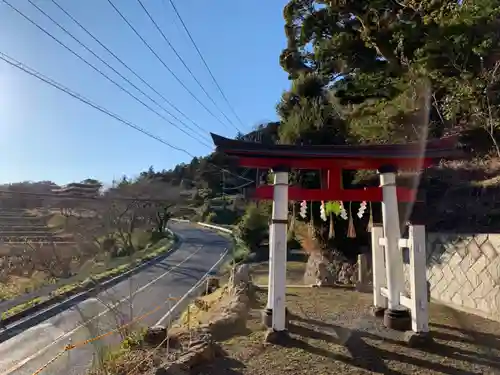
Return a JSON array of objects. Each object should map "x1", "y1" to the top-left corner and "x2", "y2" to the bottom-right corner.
[{"x1": 0, "y1": 234, "x2": 180, "y2": 344}]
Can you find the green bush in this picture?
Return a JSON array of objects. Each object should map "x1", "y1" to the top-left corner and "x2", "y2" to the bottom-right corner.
[
  {"x1": 235, "y1": 202, "x2": 271, "y2": 251},
  {"x1": 205, "y1": 212, "x2": 216, "y2": 223}
]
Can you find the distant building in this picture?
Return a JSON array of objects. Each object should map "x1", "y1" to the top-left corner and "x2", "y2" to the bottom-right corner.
[{"x1": 51, "y1": 181, "x2": 102, "y2": 197}]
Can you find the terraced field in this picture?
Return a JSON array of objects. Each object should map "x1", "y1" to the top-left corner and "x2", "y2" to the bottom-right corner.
[{"x1": 0, "y1": 209, "x2": 73, "y2": 244}]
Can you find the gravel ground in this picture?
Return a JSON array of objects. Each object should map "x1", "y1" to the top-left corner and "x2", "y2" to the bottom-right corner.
[{"x1": 202, "y1": 287, "x2": 500, "y2": 375}]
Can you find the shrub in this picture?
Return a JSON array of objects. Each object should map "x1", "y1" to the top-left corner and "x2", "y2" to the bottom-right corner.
[{"x1": 235, "y1": 202, "x2": 270, "y2": 251}]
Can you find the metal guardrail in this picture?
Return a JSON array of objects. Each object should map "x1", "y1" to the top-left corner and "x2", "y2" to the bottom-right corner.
[
  {"x1": 195, "y1": 222, "x2": 233, "y2": 234},
  {"x1": 170, "y1": 218, "x2": 234, "y2": 235}
]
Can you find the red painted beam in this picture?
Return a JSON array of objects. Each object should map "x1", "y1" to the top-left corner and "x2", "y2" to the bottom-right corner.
[
  {"x1": 250, "y1": 185, "x2": 418, "y2": 202},
  {"x1": 237, "y1": 157, "x2": 434, "y2": 170}
]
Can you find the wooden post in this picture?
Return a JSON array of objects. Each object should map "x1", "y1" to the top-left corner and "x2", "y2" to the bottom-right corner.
[
  {"x1": 371, "y1": 225, "x2": 387, "y2": 310},
  {"x1": 355, "y1": 254, "x2": 369, "y2": 292},
  {"x1": 408, "y1": 225, "x2": 429, "y2": 333}
]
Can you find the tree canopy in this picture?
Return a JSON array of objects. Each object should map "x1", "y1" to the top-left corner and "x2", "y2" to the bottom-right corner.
[{"x1": 280, "y1": 0, "x2": 500, "y2": 145}]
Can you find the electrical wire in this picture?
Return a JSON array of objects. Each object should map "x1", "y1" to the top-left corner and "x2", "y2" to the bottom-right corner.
[
  {"x1": 166, "y1": 0, "x2": 247, "y2": 131},
  {"x1": 48, "y1": 0, "x2": 208, "y2": 138},
  {"x1": 136, "y1": 0, "x2": 241, "y2": 133},
  {"x1": 0, "y1": 51, "x2": 254, "y2": 184},
  {"x1": 14, "y1": 0, "x2": 211, "y2": 148},
  {"x1": 106, "y1": 0, "x2": 233, "y2": 132},
  {"x1": 0, "y1": 51, "x2": 186, "y2": 153}
]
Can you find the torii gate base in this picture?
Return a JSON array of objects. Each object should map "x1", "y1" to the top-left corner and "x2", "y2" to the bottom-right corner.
[{"x1": 371, "y1": 224, "x2": 433, "y2": 346}]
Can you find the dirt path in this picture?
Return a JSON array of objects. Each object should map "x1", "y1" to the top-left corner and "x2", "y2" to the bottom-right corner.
[{"x1": 204, "y1": 287, "x2": 500, "y2": 375}]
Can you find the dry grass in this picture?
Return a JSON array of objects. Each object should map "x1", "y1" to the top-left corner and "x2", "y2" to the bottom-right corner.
[
  {"x1": 203, "y1": 287, "x2": 500, "y2": 375},
  {"x1": 250, "y1": 261, "x2": 307, "y2": 286},
  {"x1": 177, "y1": 285, "x2": 228, "y2": 329}
]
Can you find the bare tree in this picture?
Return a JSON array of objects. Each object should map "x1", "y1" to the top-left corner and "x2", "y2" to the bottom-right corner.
[{"x1": 113, "y1": 181, "x2": 182, "y2": 235}]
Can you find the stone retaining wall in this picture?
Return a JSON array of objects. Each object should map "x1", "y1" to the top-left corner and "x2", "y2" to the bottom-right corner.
[{"x1": 403, "y1": 233, "x2": 500, "y2": 322}]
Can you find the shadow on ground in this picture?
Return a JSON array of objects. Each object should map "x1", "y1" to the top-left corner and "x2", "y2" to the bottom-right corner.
[{"x1": 206, "y1": 287, "x2": 500, "y2": 375}]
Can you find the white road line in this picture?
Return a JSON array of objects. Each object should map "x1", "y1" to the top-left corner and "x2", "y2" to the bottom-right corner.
[
  {"x1": 1, "y1": 245, "x2": 204, "y2": 375},
  {"x1": 155, "y1": 247, "x2": 229, "y2": 326}
]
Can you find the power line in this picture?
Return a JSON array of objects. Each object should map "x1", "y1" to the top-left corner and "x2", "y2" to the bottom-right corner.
[
  {"x1": 135, "y1": 0, "x2": 240, "y2": 133},
  {"x1": 17, "y1": 0, "x2": 211, "y2": 148},
  {"x1": 0, "y1": 51, "x2": 254, "y2": 184},
  {"x1": 0, "y1": 51, "x2": 187, "y2": 153},
  {"x1": 49, "y1": 0, "x2": 209, "y2": 138},
  {"x1": 105, "y1": 0, "x2": 234, "y2": 133},
  {"x1": 167, "y1": 0, "x2": 247, "y2": 131}
]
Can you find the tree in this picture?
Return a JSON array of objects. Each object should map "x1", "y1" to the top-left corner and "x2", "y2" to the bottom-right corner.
[
  {"x1": 113, "y1": 180, "x2": 182, "y2": 236},
  {"x1": 280, "y1": 0, "x2": 500, "y2": 145},
  {"x1": 235, "y1": 203, "x2": 271, "y2": 252},
  {"x1": 277, "y1": 72, "x2": 349, "y2": 145}
]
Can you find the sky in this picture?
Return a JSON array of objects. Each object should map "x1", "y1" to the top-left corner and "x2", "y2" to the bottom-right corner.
[{"x1": 0, "y1": 0, "x2": 290, "y2": 185}]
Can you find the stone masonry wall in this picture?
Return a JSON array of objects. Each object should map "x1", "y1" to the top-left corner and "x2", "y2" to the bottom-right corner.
[{"x1": 403, "y1": 233, "x2": 500, "y2": 322}]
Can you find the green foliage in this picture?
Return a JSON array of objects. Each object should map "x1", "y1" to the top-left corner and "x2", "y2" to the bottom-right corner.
[
  {"x1": 325, "y1": 201, "x2": 341, "y2": 216},
  {"x1": 277, "y1": 73, "x2": 350, "y2": 145},
  {"x1": 280, "y1": 0, "x2": 500, "y2": 146},
  {"x1": 235, "y1": 203, "x2": 271, "y2": 251},
  {"x1": 205, "y1": 212, "x2": 216, "y2": 223}
]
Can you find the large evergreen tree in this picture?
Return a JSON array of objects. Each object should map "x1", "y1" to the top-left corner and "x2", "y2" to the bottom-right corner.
[{"x1": 280, "y1": 0, "x2": 500, "y2": 144}]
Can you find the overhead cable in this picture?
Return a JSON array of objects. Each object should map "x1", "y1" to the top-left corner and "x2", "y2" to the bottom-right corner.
[
  {"x1": 49, "y1": 0, "x2": 209, "y2": 138},
  {"x1": 0, "y1": 51, "x2": 254, "y2": 184},
  {"x1": 136, "y1": 0, "x2": 241, "y2": 132},
  {"x1": 4, "y1": 0, "x2": 211, "y2": 148},
  {"x1": 167, "y1": 0, "x2": 247, "y2": 131},
  {"x1": 106, "y1": 0, "x2": 235, "y2": 133}
]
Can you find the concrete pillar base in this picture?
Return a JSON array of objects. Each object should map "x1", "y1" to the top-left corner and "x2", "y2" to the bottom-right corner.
[
  {"x1": 383, "y1": 308, "x2": 412, "y2": 331},
  {"x1": 404, "y1": 331, "x2": 434, "y2": 348},
  {"x1": 264, "y1": 328, "x2": 290, "y2": 345},
  {"x1": 371, "y1": 306, "x2": 386, "y2": 318}
]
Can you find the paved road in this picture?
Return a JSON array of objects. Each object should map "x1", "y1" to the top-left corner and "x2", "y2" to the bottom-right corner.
[{"x1": 0, "y1": 222, "x2": 230, "y2": 375}]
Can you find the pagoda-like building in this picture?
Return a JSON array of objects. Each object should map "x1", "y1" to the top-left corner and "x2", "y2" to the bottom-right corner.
[{"x1": 51, "y1": 181, "x2": 102, "y2": 197}]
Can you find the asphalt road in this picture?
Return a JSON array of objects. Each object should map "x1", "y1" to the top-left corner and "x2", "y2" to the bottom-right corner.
[{"x1": 0, "y1": 222, "x2": 230, "y2": 375}]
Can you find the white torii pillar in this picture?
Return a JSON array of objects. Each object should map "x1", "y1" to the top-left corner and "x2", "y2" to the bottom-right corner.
[
  {"x1": 263, "y1": 167, "x2": 289, "y2": 332},
  {"x1": 379, "y1": 165, "x2": 411, "y2": 330}
]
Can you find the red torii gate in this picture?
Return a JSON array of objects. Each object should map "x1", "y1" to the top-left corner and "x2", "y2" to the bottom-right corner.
[{"x1": 211, "y1": 133, "x2": 462, "y2": 337}]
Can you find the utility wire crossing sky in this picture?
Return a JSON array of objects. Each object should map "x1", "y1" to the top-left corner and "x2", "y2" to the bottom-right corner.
[{"x1": 0, "y1": 0, "x2": 289, "y2": 184}]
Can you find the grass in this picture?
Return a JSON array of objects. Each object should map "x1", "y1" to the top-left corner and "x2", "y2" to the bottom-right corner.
[
  {"x1": 0, "y1": 236, "x2": 176, "y2": 321},
  {"x1": 1, "y1": 297, "x2": 43, "y2": 320},
  {"x1": 46, "y1": 213, "x2": 67, "y2": 229}
]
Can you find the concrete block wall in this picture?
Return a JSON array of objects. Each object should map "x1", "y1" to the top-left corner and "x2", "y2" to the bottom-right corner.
[{"x1": 403, "y1": 233, "x2": 500, "y2": 321}]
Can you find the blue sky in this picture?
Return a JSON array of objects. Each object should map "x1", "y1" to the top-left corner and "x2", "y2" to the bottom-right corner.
[{"x1": 0, "y1": 0, "x2": 290, "y2": 185}]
